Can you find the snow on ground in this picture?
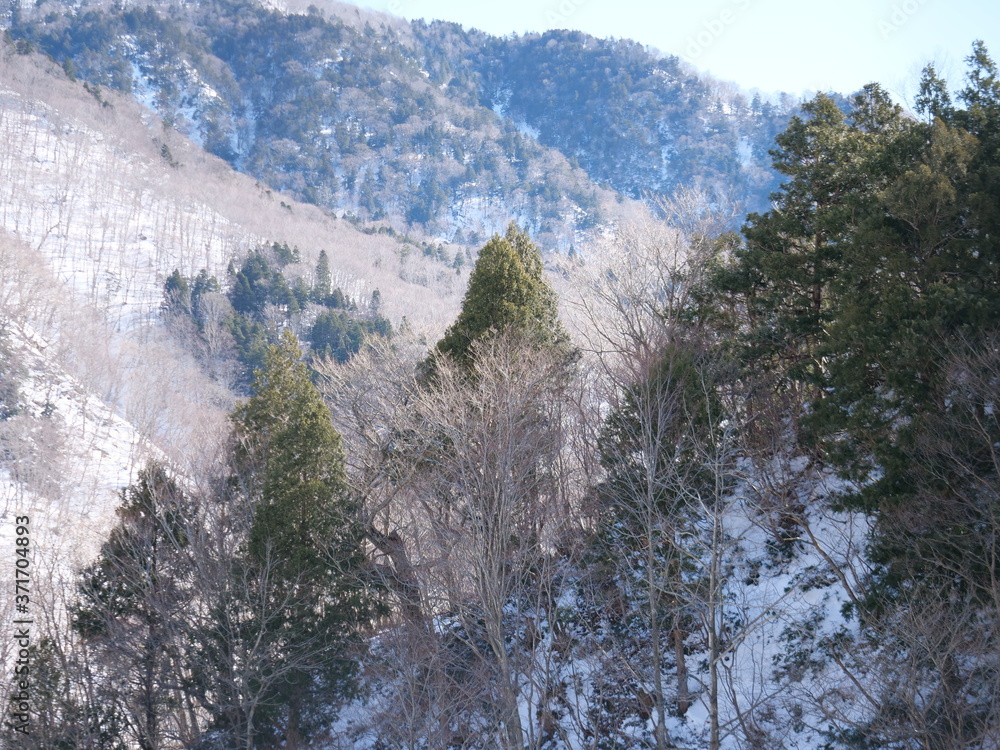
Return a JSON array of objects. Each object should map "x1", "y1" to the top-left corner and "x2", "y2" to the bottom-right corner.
[
  {"x1": 0, "y1": 84, "x2": 251, "y2": 331},
  {"x1": 0, "y1": 69, "x2": 237, "y2": 625},
  {"x1": 324, "y1": 454, "x2": 874, "y2": 749},
  {"x1": 0, "y1": 330, "x2": 152, "y2": 565},
  {"x1": 0, "y1": 326, "x2": 157, "y2": 687}
]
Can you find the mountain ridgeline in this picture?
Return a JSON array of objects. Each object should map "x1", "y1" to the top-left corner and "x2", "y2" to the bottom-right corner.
[{"x1": 6, "y1": 0, "x2": 798, "y2": 246}]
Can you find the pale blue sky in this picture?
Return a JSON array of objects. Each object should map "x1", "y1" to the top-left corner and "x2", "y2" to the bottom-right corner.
[{"x1": 359, "y1": 0, "x2": 998, "y2": 104}]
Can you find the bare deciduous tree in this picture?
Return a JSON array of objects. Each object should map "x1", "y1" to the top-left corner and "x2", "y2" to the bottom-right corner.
[{"x1": 408, "y1": 333, "x2": 572, "y2": 750}]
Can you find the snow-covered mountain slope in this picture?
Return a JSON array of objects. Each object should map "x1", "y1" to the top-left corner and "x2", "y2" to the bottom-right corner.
[
  {"x1": 0, "y1": 46, "x2": 463, "y2": 629},
  {"x1": 0, "y1": 47, "x2": 464, "y2": 331},
  {"x1": 328, "y1": 455, "x2": 873, "y2": 750}
]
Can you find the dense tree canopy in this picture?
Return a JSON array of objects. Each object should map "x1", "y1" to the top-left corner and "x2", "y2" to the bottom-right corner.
[
  {"x1": 216, "y1": 331, "x2": 379, "y2": 747},
  {"x1": 434, "y1": 222, "x2": 569, "y2": 369},
  {"x1": 712, "y1": 47, "x2": 1000, "y2": 609}
]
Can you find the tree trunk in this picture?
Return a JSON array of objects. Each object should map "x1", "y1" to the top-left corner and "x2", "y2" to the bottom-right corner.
[
  {"x1": 708, "y1": 508, "x2": 723, "y2": 750},
  {"x1": 674, "y1": 621, "x2": 690, "y2": 716},
  {"x1": 367, "y1": 525, "x2": 424, "y2": 624},
  {"x1": 648, "y1": 554, "x2": 669, "y2": 750}
]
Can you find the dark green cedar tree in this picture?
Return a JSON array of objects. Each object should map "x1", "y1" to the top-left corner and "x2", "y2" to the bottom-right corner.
[
  {"x1": 816, "y1": 46, "x2": 1000, "y2": 511},
  {"x1": 720, "y1": 88, "x2": 907, "y2": 397},
  {"x1": 313, "y1": 249, "x2": 332, "y2": 303},
  {"x1": 434, "y1": 222, "x2": 569, "y2": 370},
  {"x1": 224, "y1": 330, "x2": 379, "y2": 747}
]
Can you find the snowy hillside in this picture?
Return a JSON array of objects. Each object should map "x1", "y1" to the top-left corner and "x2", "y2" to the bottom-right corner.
[
  {"x1": 322, "y1": 408, "x2": 875, "y2": 750},
  {"x1": 0, "y1": 43, "x2": 464, "y2": 685},
  {"x1": 0, "y1": 13, "x2": 995, "y2": 750}
]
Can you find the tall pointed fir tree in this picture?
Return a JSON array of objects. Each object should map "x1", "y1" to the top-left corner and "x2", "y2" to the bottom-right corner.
[
  {"x1": 433, "y1": 222, "x2": 569, "y2": 370},
  {"x1": 201, "y1": 331, "x2": 379, "y2": 749},
  {"x1": 313, "y1": 249, "x2": 332, "y2": 304}
]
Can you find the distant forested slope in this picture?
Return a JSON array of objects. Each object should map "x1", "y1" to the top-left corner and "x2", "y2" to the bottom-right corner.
[{"x1": 6, "y1": 0, "x2": 802, "y2": 245}]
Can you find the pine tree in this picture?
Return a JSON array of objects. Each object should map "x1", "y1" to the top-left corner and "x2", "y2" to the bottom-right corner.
[
  {"x1": 434, "y1": 222, "x2": 568, "y2": 370},
  {"x1": 219, "y1": 330, "x2": 378, "y2": 748},
  {"x1": 313, "y1": 249, "x2": 332, "y2": 304},
  {"x1": 409, "y1": 224, "x2": 572, "y2": 747},
  {"x1": 71, "y1": 463, "x2": 193, "y2": 750},
  {"x1": 234, "y1": 331, "x2": 357, "y2": 580},
  {"x1": 728, "y1": 92, "x2": 901, "y2": 388},
  {"x1": 959, "y1": 39, "x2": 1000, "y2": 137},
  {"x1": 806, "y1": 49, "x2": 1000, "y2": 742},
  {"x1": 915, "y1": 64, "x2": 954, "y2": 122}
]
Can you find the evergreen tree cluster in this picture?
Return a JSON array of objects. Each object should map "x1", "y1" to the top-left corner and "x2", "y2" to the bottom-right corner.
[
  {"x1": 35, "y1": 335, "x2": 380, "y2": 750},
  {"x1": 716, "y1": 45, "x2": 1000, "y2": 520},
  {"x1": 164, "y1": 242, "x2": 391, "y2": 387},
  {"x1": 0, "y1": 326, "x2": 25, "y2": 420},
  {"x1": 706, "y1": 44, "x2": 1000, "y2": 743}
]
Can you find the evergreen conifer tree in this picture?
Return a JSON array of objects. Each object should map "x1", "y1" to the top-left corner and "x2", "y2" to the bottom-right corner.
[
  {"x1": 164, "y1": 269, "x2": 191, "y2": 314},
  {"x1": 719, "y1": 90, "x2": 906, "y2": 394},
  {"x1": 313, "y1": 249, "x2": 332, "y2": 304},
  {"x1": 219, "y1": 330, "x2": 378, "y2": 747},
  {"x1": 434, "y1": 222, "x2": 568, "y2": 370},
  {"x1": 816, "y1": 48, "x2": 1000, "y2": 509},
  {"x1": 71, "y1": 463, "x2": 193, "y2": 750},
  {"x1": 915, "y1": 64, "x2": 954, "y2": 122}
]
